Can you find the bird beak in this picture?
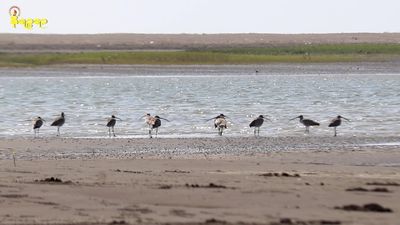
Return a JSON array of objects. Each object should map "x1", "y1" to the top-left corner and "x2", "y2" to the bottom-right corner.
[
  {"x1": 289, "y1": 116, "x2": 299, "y2": 121},
  {"x1": 342, "y1": 117, "x2": 350, "y2": 122},
  {"x1": 42, "y1": 119, "x2": 46, "y2": 122},
  {"x1": 159, "y1": 117, "x2": 170, "y2": 122},
  {"x1": 138, "y1": 114, "x2": 147, "y2": 121},
  {"x1": 264, "y1": 116, "x2": 272, "y2": 122},
  {"x1": 116, "y1": 117, "x2": 122, "y2": 121},
  {"x1": 205, "y1": 117, "x2": 217, "y2": 122}
]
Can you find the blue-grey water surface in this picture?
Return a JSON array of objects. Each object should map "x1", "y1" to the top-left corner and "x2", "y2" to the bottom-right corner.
[{"x1": 1, "y1": 68, "x2": 399, "y2": 138}]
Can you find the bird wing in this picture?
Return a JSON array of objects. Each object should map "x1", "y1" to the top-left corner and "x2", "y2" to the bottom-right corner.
[
  {"x1": 303, "y1": 119, "x2": 320, "y2": 126},
  {"x1": 51, "y1": 117, "x2": 65, "y2": 126},
  {"x1": 329, "y1": 118, "x2": 340, "y2": 127},
  {"x1": 249, "y1": 118, "x2": 263, "y2": 127},
  {"x1": 51, "y1": 118, "x2": 60, "y2": 126},
  {"x1": 107, "y1": 118, "x2": 116, "y2": 127},
  {"x1": 249, "y1": 120, "x2": 256, "y2": 127},
  {"x1": 152, "y1": 119, "x2": 161, "y2": 128},
  {"x1": 33, "y1": 119, "x2": 43, "y2": 129}
]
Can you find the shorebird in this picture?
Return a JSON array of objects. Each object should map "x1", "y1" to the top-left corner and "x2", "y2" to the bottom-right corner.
[
  {"x1": 329, "y1": 115, "x2": 350, "y2": 137},
  {"x1": 32, "y1": 116, "x2": 45, "y2": 138},
  {"x1": 249, "y1": 115, "x2": 270, "y2": 136},
  {"x1": 207, "y1": 114, "x2": 228, "y2": 136},
  {"x1": 141, "y1": 113, "x2": 170, "y2": 138},
  {"x1": 51, "y1": 112, "x2": 65, "y2": 136},
  {"x1": 106, "y1": 115, "x2": 122, "y2": 137},
  {"x1": 290, "y1": 115, "x2": 319, "y2": 133}
]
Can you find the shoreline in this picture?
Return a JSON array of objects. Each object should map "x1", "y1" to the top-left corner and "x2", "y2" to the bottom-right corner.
[
  {"x1": 1, "y1": 61, "x2": 400, "y2": 76},
  {"x1": 2, "y1": 136, "x2": 400, "y2": 161}
]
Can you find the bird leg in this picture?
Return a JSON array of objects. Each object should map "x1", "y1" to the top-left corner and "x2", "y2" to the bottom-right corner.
[
  {"x1": 57, "y1": 127, "x2": 60, "y2": 136},
  {"x1": 305, "y1": 126, "x2": 309, "y2": 133},
  {"x1": 108, "y1": 127, "x2": 111, "y2": 137},
  {"x1": 112, "y1": 127, "x2": 116, "y2": 137},
  {"x1": 334, "y1": 127, "x2": 337, "y2": 137},
  {"x1": 254, "y1": 128, "x2": 257, "y2": 136},
  {"x1": 148, "y1": 124, "x2": 153, "y2": 138},
  {"x1": 258, "y1": 127, "x2": 260, "y2": 136},
  {"x1": 155, "y1": 128, "x2": 158, "y2": 138}
]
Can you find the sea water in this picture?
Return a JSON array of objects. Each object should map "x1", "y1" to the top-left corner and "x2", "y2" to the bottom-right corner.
[{"x1": 1, "y1": 68, "x2": 399, "y2": 138}]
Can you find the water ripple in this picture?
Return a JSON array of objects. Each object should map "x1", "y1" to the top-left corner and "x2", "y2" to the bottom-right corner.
[{"x1": 0, "y1": 72, "x2": 400, "y2": 138}]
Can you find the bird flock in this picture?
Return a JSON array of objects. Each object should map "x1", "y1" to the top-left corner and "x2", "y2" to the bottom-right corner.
[{"x1": 32, "y1": 112, "x2": 350, "y2": 138}]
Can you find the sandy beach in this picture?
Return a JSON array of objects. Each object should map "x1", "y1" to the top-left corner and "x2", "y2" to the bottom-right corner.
[
  {"x1": 1, "y1": 32, "x2": 400, "y2": 224},
  {"x1": 0, "y1": 137, "x2": 400, "y2": 225}
]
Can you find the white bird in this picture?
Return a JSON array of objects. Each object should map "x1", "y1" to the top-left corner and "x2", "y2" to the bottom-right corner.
[{"x1": 207, "y1": 114, "x2": 228, "y2": 136}]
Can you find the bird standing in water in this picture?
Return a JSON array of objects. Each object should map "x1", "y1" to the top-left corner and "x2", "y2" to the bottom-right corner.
[
  {"x1": 290, "y1": 115, "x2": 319, "y2": 133},
  {"x1": 51, "y1": 112, "x2": 65, "y2": 136},
  {"x1": 142, "y1": 113, "x2": 170, "y2": 138},
  {"x1": 33, "y1": 116, "x2": 45, "y2": 138},
  {"x1": 106, "y1": 115, "x2": 122, "y2": 137},
  {"x1": 249, "y1": 115, "x2": 270, "y2": 136},
  {"x1": 329, "y1": 115, "x2": 350, "y2": 137},
  {"x1": 207, "y1": 114, "x2": 228, "y2": 136}
]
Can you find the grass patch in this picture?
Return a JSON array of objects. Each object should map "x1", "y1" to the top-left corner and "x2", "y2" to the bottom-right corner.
[
  {"x1": 206, "y1": 43, "x2": 400, "y2": 55},
  {"x1": 0, "y1": 44, "x2": 399, "y2": 67}
]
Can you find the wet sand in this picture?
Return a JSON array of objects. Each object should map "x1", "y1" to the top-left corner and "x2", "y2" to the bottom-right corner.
[
  {"x1": 2, "y1": 61, "x2": 400, "y2": 78},
  {"x1": 0, "y1": 137, "x2": 400, "y2": 225},
  {"x1": 1, "y1": 136, "x2": 400, "y2": 160}
]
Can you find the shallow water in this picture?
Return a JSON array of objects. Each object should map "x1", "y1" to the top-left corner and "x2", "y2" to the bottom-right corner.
[{"x1": 1, "y1": 68, "x2": 400, "y2": 138}]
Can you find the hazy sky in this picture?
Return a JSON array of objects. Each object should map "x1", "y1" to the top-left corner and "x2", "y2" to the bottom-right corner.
[{"x1": 1, "y1": 0, "x2": 399, "y2": 34}]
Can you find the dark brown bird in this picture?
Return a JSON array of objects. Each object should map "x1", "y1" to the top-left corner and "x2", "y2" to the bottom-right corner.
[
  {"x1": 32, "y1": 116, "x2": 45, "y2": 138},
  {"x1": 249, "y1": 115, "x2": 270, "y2": 136},
  {"x1": 329, "y1": 115, "x2": 350, "y2": 137},
  {"x1": 290, "y1": 115, "x2": 319, "y2": 133},
  {"x1": 106, "y1": 115, "x2": 121, "y2": 137},
  {"x1": 51, "y1": 112, "x2": 65, "y2": 136},
  {"x1": 150, "y1": 115, "x2": 169, "y2": 138},
  {"x1": 206, "y1": 114, "x2": 228, "y2": 136}
]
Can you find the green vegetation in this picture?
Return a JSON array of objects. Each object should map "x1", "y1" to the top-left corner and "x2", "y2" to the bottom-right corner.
[
  {"x1": 207, "y1": 43, "x2": 400, "y2": 55},
  {"x1": 0, "y1": 44, "x2": 399, "y2": 67}
]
